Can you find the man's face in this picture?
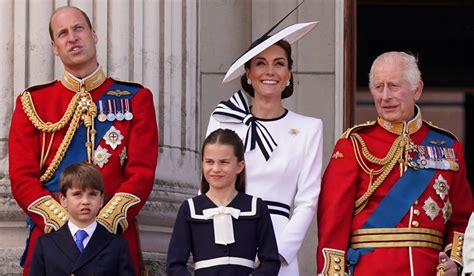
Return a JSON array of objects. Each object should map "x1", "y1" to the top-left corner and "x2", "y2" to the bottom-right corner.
[
  {"x1": 370, "y1": 60, "x2": 423, "y2": 123},
  {"x1": 50, "y1": 7, "x2": 98, "y2": 76},
  {"x1": 60, "y1": 186, "x2": 103, "y2": 228}
]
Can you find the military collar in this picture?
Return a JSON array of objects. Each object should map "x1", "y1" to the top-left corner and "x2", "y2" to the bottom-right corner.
[
  {"x1": 377, "y1": 105, "x2": 423, "y2": 135},
  {"x1": 60, "y1": 66, "x2": 107, "y2": 93}
]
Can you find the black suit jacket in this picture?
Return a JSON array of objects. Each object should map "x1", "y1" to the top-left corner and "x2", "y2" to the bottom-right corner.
[{"x1": 29, "y1": 222, "x2": 135, "y2": 276}]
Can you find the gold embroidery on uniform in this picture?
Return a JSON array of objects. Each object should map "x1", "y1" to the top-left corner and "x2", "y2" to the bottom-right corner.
[{"x1": 332, "y1": 151, "x2": 344, "y2": 159}]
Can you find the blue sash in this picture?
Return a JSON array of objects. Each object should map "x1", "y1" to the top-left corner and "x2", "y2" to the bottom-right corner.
[{"x1": 346, "y1": 129, "x2": 455, "y2": 271}]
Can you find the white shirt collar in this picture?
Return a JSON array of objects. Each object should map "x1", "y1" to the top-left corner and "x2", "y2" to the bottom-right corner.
[{"x1": 68, "y1": 220, "x2": 97, "y2": 248}]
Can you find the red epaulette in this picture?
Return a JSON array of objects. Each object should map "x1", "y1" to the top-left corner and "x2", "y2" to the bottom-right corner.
[
  {"x1": 110, "y1": 77, "x2": 144, "y2": 88},
  {"x1": 340, "y1": 120, "x2": 376, "y2": 139},
  {"x1": 424, "y1": 120, "x2": 459, "y2": 141},
  {"x1": 21, "y1": 80, "x2": 57, "y2": 94}
]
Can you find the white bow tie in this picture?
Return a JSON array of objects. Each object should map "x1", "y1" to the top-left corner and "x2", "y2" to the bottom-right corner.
[{"x1": 203, "y1": 206, "x2": 240, "y2": 245}]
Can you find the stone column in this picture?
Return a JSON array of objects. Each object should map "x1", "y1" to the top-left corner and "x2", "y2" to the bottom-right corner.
[{"x1": 0, "y1": 0, "x2": 200, "y2": 274}]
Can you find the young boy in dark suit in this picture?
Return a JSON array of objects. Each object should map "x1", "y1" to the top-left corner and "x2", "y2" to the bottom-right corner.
[{"x1": 29, "y1": 163, "x2": 135, "y2": 276}]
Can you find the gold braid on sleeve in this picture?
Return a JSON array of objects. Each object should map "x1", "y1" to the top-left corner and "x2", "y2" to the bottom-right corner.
[
  {"x1": 20, "y1": 87, "x2": 97, "y2": 183},
  {"x1": 350, "y1": 133, "x2": 417, "y2": 215}
]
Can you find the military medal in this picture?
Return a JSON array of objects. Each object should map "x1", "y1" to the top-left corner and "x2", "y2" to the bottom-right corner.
[
  {"x1": 120, "y1": 146, "x2": 128, "y2": 166},
  {"x1": 416, "y1": 145, "x2": 459, "y2": 171},
  {"x1": 106, "y1": 99, "x2": 116, "y2": 121},
  {"x1": 103, "y1": 126, "x2": 124, "y2": 150},
  {"x1": 433, "y1": 174, "x2": 449, "y2": 200},
  {"x1": 97, "y1": 100, "x2": 107, "y2": 122},
  {"x1": 116, "y1": 99, "x2": 125, "y2": 121},
  {"x1": 422, "y1": 197, "x2": 440, "y2": 221},
  {"x1": 442, "y1": 200, "x2": 452, "y2": 223},
  {"x1": 124, "y1": 98, "x2": 133, "y2": 120},
  {"x1": 94, "y1": 145, "x2": 111, "y2": 168}
]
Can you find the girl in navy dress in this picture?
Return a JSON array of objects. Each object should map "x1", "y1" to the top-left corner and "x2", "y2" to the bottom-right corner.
[{"x1": 166, "y1": 128, "x2": 280, "y2": 275}]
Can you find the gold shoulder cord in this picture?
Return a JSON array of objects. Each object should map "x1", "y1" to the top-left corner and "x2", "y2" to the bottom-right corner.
[
  {"x1": 350, "y1": 133, "x2": 416, "y2": 215},
  {"x1": 21, "y1": 87, "x2": 97, "y2": 183}
]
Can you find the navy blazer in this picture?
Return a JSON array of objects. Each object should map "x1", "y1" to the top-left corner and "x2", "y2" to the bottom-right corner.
[{"x1": 29, "y1": 222, "x2": 135, "y2": 276}]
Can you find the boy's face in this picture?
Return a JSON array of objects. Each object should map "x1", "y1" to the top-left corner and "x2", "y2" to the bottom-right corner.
[{"x1": 60, "y1": 186, "x2": 103, "y2": 228}]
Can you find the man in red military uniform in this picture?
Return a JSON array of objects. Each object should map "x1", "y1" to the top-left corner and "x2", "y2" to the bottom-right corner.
[
  {"x1": 317, "y1": 51, "x2": 472, "y2": 275},
  {"x1": 8, "y1": 6, "x2": 158, "y2": 275}
]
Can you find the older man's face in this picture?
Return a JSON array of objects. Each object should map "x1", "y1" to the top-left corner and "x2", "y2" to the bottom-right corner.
[{"x1": 370, "y1": 60, "x2": 422, "y2": 123}]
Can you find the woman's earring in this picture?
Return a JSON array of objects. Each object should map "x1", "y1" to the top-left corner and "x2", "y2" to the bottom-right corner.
[
  {"x1": 247, "y1": 78, "x2": 252, "y2": 85},
  {"x1": 286, "y1": 79, "x2": 290, "y2": 87}
]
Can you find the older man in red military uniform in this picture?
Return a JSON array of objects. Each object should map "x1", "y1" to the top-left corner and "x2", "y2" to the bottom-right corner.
[
  {"x1": 317, "y1": 51, "x2": 472, "y2": 275},
  {"x1": 8, "y1": 6, "x2": 158, "y2": 275}
]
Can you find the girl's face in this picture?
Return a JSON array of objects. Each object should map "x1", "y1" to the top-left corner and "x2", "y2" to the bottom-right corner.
[
  {"x1": 245, "y1": 44, "x2": 291, "y2": 100},
  {"x1": 202, "y1": 143, "x2": 244, "y2": 192}
]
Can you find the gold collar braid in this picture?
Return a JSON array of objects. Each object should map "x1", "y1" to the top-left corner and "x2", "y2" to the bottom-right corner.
[
  {"x1": 61, "y1": 66, "x2": 106, "y2": 93},
  {"x1": 377, "y1": 105, "x2": 423, "y2": 135},
  {"x1": 20, "y1": 69, "x2": 104, "y2": 183},
  {"x1": 351, "y1": 111, "x2": 421, "y2": 215}
]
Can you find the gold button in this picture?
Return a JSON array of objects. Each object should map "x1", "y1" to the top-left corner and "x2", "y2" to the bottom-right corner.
[
  {"x1": 334, "y1": 265, "x2": 341, "y2": 271},
  {"x1": 116, "y1": 197, "x2": 122, "y2": 202},
  {"x1": 412, "y1": 221, "x2": 419, "y2": 227},
  {"x1": 334, "y1": 257, "x2": 341, "y2": 263},
  {"x1": 459, "y1": 236, "x2": 464, "y2": 241},
  {"x1": 112, "y1": 202, "x2": 119, "y2": 206},
  {"x1": 45, "y1": 201, "x2": 51, "y2": 207},
  {"x1": 413, "y1": 209, "x2": 420, "y2": 216},
  {"x1": 49, "y1": 205, "x2": 55, "y2": 210},
  {"x1": 53, "y1": 209, "x2": 59, "y2": 214}
]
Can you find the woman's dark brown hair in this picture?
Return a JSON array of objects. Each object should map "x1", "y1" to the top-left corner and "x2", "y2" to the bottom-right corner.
[
  {"x1": 200, "y1": 129, "x2": 246, "y2": 194},
  {"x1": 240, "y1": 39, "x2": 294, "y2": 99}
]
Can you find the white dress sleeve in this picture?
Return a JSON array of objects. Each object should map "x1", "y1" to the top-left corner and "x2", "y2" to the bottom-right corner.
[
  {"x1": 277, "y1": 118, "x2": 323, "y2": 264},
  {"x1": 463, "y1": 212, "x2": 474, "y2": 274}
]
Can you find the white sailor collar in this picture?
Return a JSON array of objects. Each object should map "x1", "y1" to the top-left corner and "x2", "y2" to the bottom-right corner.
[{"x1": 187, "y1": 193, "x2": 259, "y2": 221}]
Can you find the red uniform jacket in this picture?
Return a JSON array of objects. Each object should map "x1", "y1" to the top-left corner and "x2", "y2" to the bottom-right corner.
[
  {"x1": 317, "y1": 112, "x2": 472, "y2": 276},
  {"x1": 9, "y1": 69, "x2": 158, "y2": 276}
]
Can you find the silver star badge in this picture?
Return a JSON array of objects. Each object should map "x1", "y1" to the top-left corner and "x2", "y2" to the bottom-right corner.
[
  {"x1": 103, "y1": 126, "x2": 124, "y2": 150},
  {"x1": 94, "y1": 145, "x2": 111, "y2": 168},
  {"x1": 442, "y1": 199, "x2": 452, "y2": 223},
  {"x1": 433, "y1": 174, "x2": 449, "y2": 200},
  {"x1": 422, "y1": 197, "x2": 440, "y2": 221}
]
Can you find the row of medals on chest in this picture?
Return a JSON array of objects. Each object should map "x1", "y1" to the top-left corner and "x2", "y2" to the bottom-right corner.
[
  {"x1": 402, "y1": 138, "x2": 459, "y2": 172},
  {"x1": 95, "y1": 98, "x2": 133, "y2": 122}
]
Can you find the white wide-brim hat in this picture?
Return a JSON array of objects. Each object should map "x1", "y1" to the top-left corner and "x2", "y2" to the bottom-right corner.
[{"x1": 222, "y1": 21, "x2": 319, "y2": 83}]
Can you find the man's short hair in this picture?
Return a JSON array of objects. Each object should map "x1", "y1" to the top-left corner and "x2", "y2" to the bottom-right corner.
[
  {"x1": 60, "y1": 162, "x2": 104, "y2": 196},
  {"x1": 49, "y1": 6, "x2": 93, "y2": 41},
  {"x1": 369, "y1": 51, "x2": 422, "y2": 91}
]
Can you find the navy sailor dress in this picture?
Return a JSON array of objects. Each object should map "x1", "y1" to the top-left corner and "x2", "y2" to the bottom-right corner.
[{"x1": 166, "y1": 192, "x2": 280, "y2": 275}]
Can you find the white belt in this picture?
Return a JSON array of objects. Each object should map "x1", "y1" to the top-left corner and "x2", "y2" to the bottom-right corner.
[{"x1": 194, "y1": 256, "x2": 255, "y2": 270}]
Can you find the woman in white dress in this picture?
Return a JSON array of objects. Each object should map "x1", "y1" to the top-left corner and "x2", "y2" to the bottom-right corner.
[{"x1": 206, "y1": 20, "x2": 322, "y2": 276}]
